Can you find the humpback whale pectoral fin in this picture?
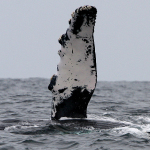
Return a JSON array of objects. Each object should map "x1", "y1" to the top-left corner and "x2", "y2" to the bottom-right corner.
[
  {"x1": 48, "y1": 74, "x2": 57, "y2": 91},
  {"x1": 49, "y1": 5, "x2": 97, "y2": 120}
]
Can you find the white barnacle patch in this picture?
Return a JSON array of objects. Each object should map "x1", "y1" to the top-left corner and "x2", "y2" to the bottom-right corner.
[{"x1": 48, "y1": 5, "x2": 97, "y2": 120}]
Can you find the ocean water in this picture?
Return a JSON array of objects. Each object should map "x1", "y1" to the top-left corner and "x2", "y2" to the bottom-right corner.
[{"x1": 0, "y1": 78, "x2": 150, "y2": 150}]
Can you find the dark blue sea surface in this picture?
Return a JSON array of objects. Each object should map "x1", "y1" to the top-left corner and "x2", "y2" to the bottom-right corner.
[{"x1": 0, "y1": 78, "x2": 150, "y2": 150}]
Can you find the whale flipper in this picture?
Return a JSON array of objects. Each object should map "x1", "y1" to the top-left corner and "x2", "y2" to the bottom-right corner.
[{"x1": 48, "y1": 5, "x2": 97, "y2": 120}]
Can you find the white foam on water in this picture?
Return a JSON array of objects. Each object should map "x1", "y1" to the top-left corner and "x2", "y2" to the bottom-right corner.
[
  {"x1": 87, "y1": 114, "x2": 132, "y2": 125},
  {"x1": 4, "y1": 124, "x2": 39, "y2": 132},
  {"x1": 112, "y1": 125, "x2": 150, "y2": 139},
  {"x1": 142, "y1": 124, "x2": 150, "y2": 133},
  {"x1": 111, "y1": 116, "x2": 150, "y2": 139},
  {"x1": 134, "y1": 116, "x2": 150, "y2": 124},
  {"x1": 86, "y1": 114, "x2": 150, "y2": 139}
]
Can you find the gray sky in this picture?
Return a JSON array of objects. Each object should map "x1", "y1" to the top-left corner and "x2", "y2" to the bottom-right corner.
[{"x1": 0, "y1": 0, "x2": 150, "y2": 81}]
